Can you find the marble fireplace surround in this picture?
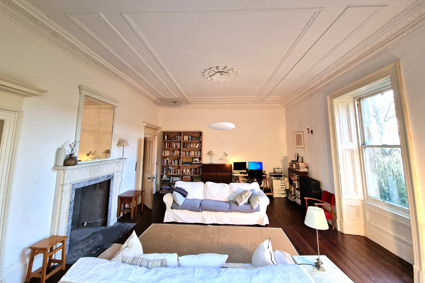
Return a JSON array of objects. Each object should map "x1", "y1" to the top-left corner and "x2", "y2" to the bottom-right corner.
[{"x1": 52, "y1": 158, "x2": 124, "y2": 240}]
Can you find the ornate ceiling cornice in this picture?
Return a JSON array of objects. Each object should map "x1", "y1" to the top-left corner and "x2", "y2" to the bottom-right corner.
[{"x1": 0, "y1": 0, "x2": 159, "y2": 103}]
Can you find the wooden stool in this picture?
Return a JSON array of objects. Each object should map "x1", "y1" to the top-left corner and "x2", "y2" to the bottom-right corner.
[
  {"x1": 117, "y1": 190, "x2": 143, "y2": 219},
  {"x1": 26, "y1": 235, "x2": 67, "y2": 283}
]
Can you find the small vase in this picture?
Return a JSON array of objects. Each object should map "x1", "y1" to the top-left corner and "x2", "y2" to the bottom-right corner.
[{"x1": 64, "y1": 154, "x2": 78, "y2": 166}]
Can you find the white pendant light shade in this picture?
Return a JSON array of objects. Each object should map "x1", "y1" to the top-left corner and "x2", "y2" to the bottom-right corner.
[{"x1": 208, "y1": 121, "x2": 236, "y2": 130}]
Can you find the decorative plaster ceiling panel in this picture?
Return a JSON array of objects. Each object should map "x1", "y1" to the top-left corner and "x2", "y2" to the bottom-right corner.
[{"x1": 19, "y1": 0, "x2": 425, "y2": 107}]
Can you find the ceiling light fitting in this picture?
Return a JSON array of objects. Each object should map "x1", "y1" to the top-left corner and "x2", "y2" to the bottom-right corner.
[
  {"x1": 203, "y1": 66, "x2": 238, "y2": 82},
  {"x1": 204, "y1": 66, "x2": 237, "y2": 130}
]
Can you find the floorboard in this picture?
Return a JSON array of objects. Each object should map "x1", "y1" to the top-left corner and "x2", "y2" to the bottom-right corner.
[{"x1": 43, "y1": 193, "x2": 413, "y2": 283}]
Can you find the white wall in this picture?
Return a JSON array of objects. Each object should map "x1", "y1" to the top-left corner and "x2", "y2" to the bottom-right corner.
[
  {"x1": 0, "y1": 12, "x2": 160, "y2": 281},
  {"x1": 286, "y1": 25, "x2": 425, "y2": 279},
  {"x1": 160, "y1": 107, "x2": 287, "y2": 174}
]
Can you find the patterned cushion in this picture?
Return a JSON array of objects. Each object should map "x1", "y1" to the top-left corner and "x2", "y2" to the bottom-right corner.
[
  {"x1": 122, "y1": 256, "x2": 167, "y2": 268},
  {"x1": 235, "y1": 190, "x2": 252, "y2": 206}
]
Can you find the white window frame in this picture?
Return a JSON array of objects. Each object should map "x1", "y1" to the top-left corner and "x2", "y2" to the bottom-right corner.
[
  {"x1": 328, "y1": 61, "x2": 418, "y2": 268},
  {"x1": 355, "y1": 89, "x2": 409, "y2": 214}
]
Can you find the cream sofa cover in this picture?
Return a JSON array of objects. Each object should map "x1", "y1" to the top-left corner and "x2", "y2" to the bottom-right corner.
[{"x1": 163, "y1": 181, "x2": 270, "y2": 226}]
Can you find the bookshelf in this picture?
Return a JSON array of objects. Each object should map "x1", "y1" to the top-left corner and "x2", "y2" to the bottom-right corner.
[{"x1": 160, "y1": 131, "x2": 202, "y2": 193}]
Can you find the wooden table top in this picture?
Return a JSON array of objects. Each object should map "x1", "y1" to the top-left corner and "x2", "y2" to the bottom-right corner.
[
  {"x1": 118, "y1": 190, "x2": 143, "y2": 198},
  {"x1": 30, "y1": 235, "x2": 67, "y2": 249}
]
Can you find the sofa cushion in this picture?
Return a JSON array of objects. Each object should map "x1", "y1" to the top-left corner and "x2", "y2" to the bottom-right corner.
[
  {"x1": 201, "y1": 199, "x2": 230, "y2": 212},
  {"x1": 248, "y1": 190, "x2": 261, "y2": 209},
  {"x1": 229, "y1": 201, "x2": 260, "y2": 213},
  {"x1": 175, "y1": 181, "x2": 204, "y2": 199},
  {"x1": 204, "y1": 182, "x2": 230, "y2": 201},
  {"x1": 235, "y1": 190, "x2": 252, "y2": 206},
  {"x1": 171, "y1": 198, "x2": 202, "y2": 211},
  {"x1": 172, "y1": 191, "x2": 186, "y2": 206},
  {"x1": 229, "y1": 183, "x2": 261, "y2": 201}
]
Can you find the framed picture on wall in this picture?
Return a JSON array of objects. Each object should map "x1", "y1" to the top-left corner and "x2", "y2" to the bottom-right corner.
[{"x1": 294, "y1": 131, "x2": 305, "y2": 148}]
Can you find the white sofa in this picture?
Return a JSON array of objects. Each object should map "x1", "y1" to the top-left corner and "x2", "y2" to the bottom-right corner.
[{"x1": 163, "y1": 181, "x2": 270, "y2": 226}]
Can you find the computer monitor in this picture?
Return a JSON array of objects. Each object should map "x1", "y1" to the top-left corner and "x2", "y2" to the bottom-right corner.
[
  {"x1": 233, "y1": 162, "x2": 247, "y2": 172},
  {"x1": 248, "y1": 162, "x2": 263, "y2": 170}
]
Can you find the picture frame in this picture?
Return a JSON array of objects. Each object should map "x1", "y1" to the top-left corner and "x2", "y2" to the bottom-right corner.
[
  {"x1": 294, "y1": 131, "x2": 305, "y2": 148},
  {"x1": 299, "y1": 156, "x2": 304, "y2": 163},
  {"x1": 273, "y1": 168, "x2": 282, "y2": 173}
]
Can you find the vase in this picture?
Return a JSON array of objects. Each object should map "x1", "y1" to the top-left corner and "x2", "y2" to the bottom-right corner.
[
  {"x1": 64, "y1": 154, "x2": 78, "y2": 166},
  {"x1": 55, "y1": 147, "x2": 66, "y2": 166}
]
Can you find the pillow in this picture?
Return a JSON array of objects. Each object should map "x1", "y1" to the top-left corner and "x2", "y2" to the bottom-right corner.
[
  {"x1": 136, "y1": 253, "x2": 179, "y2": 267},
  {"x1": 252, "y1": 239, "x2": 276, "y2": 267},
  {"x1": 173, "y1": 191, "x2": 186, "y2": 206},
  {"x1": 175, "y1": 181, "x2": 204, "y2": 199},
  {"x1": 228, "y1": 182, "x2": 260, "y2": 200},
  {"x1": 274, "y1": 250, "x2": 295, "y2": 265},
  {"x1": 204, "y1": 182, "x2": 230, "y2": 201},
  {"x1": 173, "y1": 187, "x2": 188, "y2": 197},
  {"x1": 248, "y1": 189, "x2": 261, "y2": 209},
  {"x1": 122, "y1": 256, "x2": 167, "y2": 268},
  {"x1": 178, "y1": 253, "x2": 228, "y2": 268},
  {"x1": 234, "y1": 190, "x2": 252, "y2": 206},
  {"x1": 110, "y1": 230, "x2": 143, "y2": 262}
]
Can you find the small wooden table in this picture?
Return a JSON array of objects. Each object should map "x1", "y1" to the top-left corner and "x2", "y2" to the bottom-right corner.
[
  {"x1": 26, "y1": 235, "x2": 67, "y2": 283},
  {"x1": 117, "y1": 190, "x2": 143, "y2": 219}
]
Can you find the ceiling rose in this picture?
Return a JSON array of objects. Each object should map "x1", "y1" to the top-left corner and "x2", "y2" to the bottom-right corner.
[{"x1": 203, "y1": 66, "x2": 238, "y2": 82}]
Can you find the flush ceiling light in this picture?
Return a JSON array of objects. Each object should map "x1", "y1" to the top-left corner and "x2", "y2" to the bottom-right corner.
[{"x1": 204, "y1": 66, "x2": 237, "y2": 131}]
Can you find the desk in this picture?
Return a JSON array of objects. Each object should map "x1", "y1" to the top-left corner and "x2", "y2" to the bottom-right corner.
[
  {"x1": 292, "y1": 255, "x2": 353, "y2": 283},
  {"x1": 233, "y1": 173, "x2": 273, "y2": 197}
]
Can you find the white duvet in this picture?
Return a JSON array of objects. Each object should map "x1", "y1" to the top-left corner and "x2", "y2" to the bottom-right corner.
[{"x1": 60, "y1": 257, "x2": 315, "y2": 283}]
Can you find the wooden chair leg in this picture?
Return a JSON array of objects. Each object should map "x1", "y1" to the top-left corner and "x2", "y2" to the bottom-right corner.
[
  {"x1": 41, "y1": 250, "x2": 48, "y2": 283},
  {"x1": 26, "y1": 249, "x2": 35, "y2": 283},
  {"x1": 117, "y1": 197, "x2": 121, "y2": 218},
  {"x1": 61, "y1": 239, "x2": 66, "y2": 270},
  {"x1": 140, "y1": 192, "x2": 144, "y2": 212},
  {"x1": 130, "y1": 197, "x2": 134, "y2": 219}
]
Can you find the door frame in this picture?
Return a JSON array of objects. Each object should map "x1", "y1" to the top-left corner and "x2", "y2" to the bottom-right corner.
[{"x1": 137, "y1": 122, "x2": 161, "y2": 204}]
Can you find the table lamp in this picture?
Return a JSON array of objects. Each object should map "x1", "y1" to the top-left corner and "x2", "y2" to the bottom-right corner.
[
  {"x1": 117, "y1": 139, "x2": 129, "y2": 158},
  {"x1": 207, "y1": 151, "x2": 215, "y2": 164},
  {"x1": 304, "y1": 206, "x2": 329, "y2": 271}
]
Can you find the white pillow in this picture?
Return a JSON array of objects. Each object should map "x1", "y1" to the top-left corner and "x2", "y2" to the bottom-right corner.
[
  {"x1": 235, "y1": 190, "x2": 252, "y2": 206},
  {"x1": 178, "y1": 253, "x2": 228, "y2": 268},
  {"x1": 252, "y1": 239, "x2": 276, "y2": 267},
  {"x1": 248, "y1": 189, "x2": 261, "y2": 209},
  {"x1": 229, "y1": 183, "x2": 260, "y2": 200},
  {"x1": 175, "y1": 181, "x2": 204, "y2": 199},
  {"x1": 137, "y1": 253, "x2": 179, "y2": 267},
  {"x1": 274, "y1": 250, "x2": 295, "y2": 265},
  {"x1": 110, "y1": 230, "x2": 143, "y2": 262},
  {"x1": 204, "y1": 182, "x2": 230, "y2": 201},
  {"x1": 173, "y1": 191, "x2": 186, "y2": 205}
]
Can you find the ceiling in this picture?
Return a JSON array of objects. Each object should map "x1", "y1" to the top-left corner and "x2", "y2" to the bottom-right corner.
[{"x1": 18, "y1": 0, "x2": 425, "y2": 107}]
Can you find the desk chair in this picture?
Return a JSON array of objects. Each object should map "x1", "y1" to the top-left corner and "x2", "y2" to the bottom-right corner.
[
  {"x1": 247, "y1": 170, "x2": 263, "y2": 186},
  {"x1": 304, "y1": 191, "x2": 336, "y2": 229}
]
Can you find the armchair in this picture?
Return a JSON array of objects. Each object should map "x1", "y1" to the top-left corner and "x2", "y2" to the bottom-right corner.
[{"x1": 304, "y1": 191, "x2": 336, "y2": 230}]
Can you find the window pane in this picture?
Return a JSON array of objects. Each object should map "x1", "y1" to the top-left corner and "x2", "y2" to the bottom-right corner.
[
  {"x1": 361, "y1": 90, "x2": 400, "y2": 145},
  {"x1": 363, "y1": 147, "x2": 408, "y2": 208}
]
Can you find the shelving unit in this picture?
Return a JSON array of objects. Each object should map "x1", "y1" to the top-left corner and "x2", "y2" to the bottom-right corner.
[
  {"x1": 160, "y1": 131, "x2": 202, "y2": 193},
  {"x1": 287, "y1": 167, "x2": 308, "y2": 205}
]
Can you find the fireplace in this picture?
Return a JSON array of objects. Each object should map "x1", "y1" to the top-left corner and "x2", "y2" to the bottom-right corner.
[
  {"x1": 52, "y1": 158, "x2": 124, "y2": 251},
  {"x1": 68, "y1": 176, "x2": 113, "y2": 249}
]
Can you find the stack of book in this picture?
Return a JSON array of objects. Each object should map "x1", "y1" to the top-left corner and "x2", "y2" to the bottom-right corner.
[{"x1": 295, "y1": 163, "x2": 309, "y2": 172}]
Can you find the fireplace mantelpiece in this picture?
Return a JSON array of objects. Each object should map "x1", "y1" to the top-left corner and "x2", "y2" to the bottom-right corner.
[{"x1": 51, "y1": 158, "x2": 124, "y2": 237}]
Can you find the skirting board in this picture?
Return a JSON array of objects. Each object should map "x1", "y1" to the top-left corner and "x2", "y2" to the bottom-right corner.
[{"x1": 2, "y1": 253, "x2": 42, "y2": 283}]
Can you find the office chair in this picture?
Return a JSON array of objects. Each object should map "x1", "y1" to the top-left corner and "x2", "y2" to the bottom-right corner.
[{"x1": 247, "y1": 170, "x2": 263, "y2": 186}]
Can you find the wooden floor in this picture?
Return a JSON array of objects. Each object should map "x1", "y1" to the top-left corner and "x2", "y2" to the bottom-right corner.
[{"x1": 44, "y1": 193, "x2": 413, "y2": 283}]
